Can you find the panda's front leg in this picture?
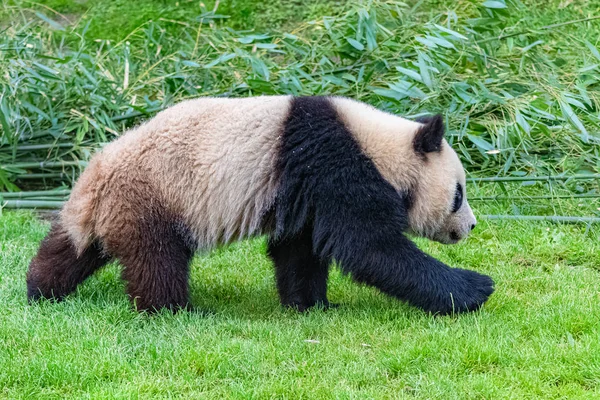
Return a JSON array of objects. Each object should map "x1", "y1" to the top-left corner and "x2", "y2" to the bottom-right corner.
[
  {"x1": 267, "y1": 228, "x2": 332, "y2": 312},
  {"x1": 331, "y1": 233, "x2": 495, "y2": 315},
  {"x1": 303, "y1": 180, "x2": 495, "y2": 314}
]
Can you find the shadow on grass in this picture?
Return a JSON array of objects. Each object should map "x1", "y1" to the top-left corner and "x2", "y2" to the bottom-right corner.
[{"x1": 22, "y1": 260, "x2": 425, "y2": 324}]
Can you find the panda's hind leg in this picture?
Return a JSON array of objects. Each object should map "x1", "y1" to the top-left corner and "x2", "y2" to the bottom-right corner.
[
  {"x1": 27, "y1": 221, "x2": 111, "y2": 302},
  {"x1": 104, "y1": 207, "x2": 195, "y2": 313},
  {"x1": 267, "y1": 227, "x2": 332, "y2": 312}
]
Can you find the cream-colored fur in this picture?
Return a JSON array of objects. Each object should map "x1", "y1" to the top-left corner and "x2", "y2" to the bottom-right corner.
[
  {"x1": 62, "y1": 95, "x2": 473, "y2": 255},
  {"x1": 331, "y1": 97, "x2": 423, "y2": 189},
  {"x1": 332, "y1": 97, "x2": 475, "y2": 243},
  {"x1": 412, "y1": 141, "x2": 476, "y2": 243},
  {"x1": 62, "y1": 96, "x2": 291, "y2": 253}
]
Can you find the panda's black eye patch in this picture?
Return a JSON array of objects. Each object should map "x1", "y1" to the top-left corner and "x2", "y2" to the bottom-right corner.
[{"x1": 452, "y1": 183, "x2": 463, "y2": 213}]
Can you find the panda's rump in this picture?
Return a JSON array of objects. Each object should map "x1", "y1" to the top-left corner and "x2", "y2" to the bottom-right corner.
[{"x1": 60, "y1": 132, "x2": 163, "y2": 255}]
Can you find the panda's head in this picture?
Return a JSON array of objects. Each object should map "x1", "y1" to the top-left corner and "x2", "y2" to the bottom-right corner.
[{"x1": 407, "y1": 115, "x2": 476, "y2": 244}]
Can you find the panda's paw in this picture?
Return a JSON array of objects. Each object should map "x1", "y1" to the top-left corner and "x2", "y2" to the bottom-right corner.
[{"x1": 431, "y1": 268, "x2": 494, "y2": 315}]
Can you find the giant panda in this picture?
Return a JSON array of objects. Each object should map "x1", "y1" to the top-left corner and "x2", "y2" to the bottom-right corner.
[{"x1": 26, "y1": 96, "x2": 494, "y2": 315}]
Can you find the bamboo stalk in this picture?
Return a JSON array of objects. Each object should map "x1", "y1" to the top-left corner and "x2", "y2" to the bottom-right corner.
[
  {"x1": 480, "y1": 215, "x2": 600, "y2": 224},
  {"x1": 1, "y1": 200, "x2": 64, "y2": 209},
  {"x1": 110, "y1": 106, "x2": 163, "y2": 122},
  {"x1": 542, "y1": 15, "x2": 600, "y2": 30},
  {"x1": 109, "y1": 90, "x2": 234, "y2": 122},
  {"x1": 16, "y1": 173, "x2": 68, "y2": 179},
  {"x1": 0, "y1": 189, "x2": 71, "y2": 198},
  {"x1": 467, "y1": 174, "x2": 600, "y2": 183},
  {"x1": 471, "y1": 193, "x2": 600, "y2": 201},
  {"x1": 9, "y1": 161, "x2": 88, "y2": 169},
  {"x1": 15, "y1": 143, "x2": 74, "y2": 151},
  {"x1": 2, "y1": 196, "x2": 69, "y2": 201},
  {"x1": 477, "y1": 16, "x2": 600, "y2": 44}
]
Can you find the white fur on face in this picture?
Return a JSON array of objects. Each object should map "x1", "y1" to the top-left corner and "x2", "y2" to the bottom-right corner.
[{"x1": 405, "y1": 141, "x2": 476, "y2": 244}]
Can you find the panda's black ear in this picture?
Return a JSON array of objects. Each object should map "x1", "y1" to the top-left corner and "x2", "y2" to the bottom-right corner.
[{"x1": 413, "y1": 114, "x2": 445, "y2": 154}]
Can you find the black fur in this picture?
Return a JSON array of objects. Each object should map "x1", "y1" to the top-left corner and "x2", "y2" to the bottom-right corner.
[
  {"x1": 27, "y1": 222, "x2": 111, "y2": 302},
  {"x1": 103, "y1": 206, "x2": 196, "y2": 312},
  {"x1": 273, "y1": 97, "x2": 493, "y2": 315},
  {"x1": 113, "y1": 212, "x2": 195, "y2": 312},
  {"x1": 267, "y1": 223, "x2": 331, "y2": 311},
  {"x1": 413, "y1": 114, "x2": 445, "y2": 154},
  {"x1": 27, "y1": 206, "x2": 195, "y2": 313}
]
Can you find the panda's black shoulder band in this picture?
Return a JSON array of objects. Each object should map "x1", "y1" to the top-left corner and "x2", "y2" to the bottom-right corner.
[
  {"x1": 275, "y1": 96, "x2": 411, "y2": 239},
  {"x1": 273, "y1": 97, "x2": 486, "y2": 314}
]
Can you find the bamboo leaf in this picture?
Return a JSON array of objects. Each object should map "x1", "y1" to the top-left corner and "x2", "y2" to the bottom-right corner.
[
  {"x1": 0, "y1": 103, "x2": 12, "y2": 140},
  {"x1": 254, "y1": 43, "x2": 278, "y2": 49},
  {"x1": 283, "y1": 33, "x2": 298, "y2": 40},
  {"x1": 521, "y1": 40, "x2": 544, "y2": 53},
  {"x1": 417, "y1": 52, "x2": 432, "y2": 89},
  {"x1": 373, "y1": 88, "x2": 405, "y2": 100},
  {"x1": 204, "y1": 53, "x2": 236, "y2": 68},
  {"x1": 347, "y1": 38, "x2": 365, "y2": 51},
  {"x1": 515, "y1": 110, "x2": 531, "y2": 134},
  {"x1": 467, "y1": 134, "x2": 494, "y2": 151},
  {"x1": 433, "y1": 24, "x2": 467, "y2": 40},
  {"x1": 389, "y1": 81, "x2": 426, "y2": 99},
  {"x1": 415, "y1": 36, "x2": 438, "y2": 48},
  {"x1": 428, "y1": 35, "x2": 455, "y2": 49},
  {"x1": 395, "y1": 66, "x2": 422, "y2": 82},
  {"x1": 482, "y1": 1, "x2": 507, "y2": 9},
  {"x1": 182, "y1": 60, "x2": 201, "y2": 68},
  {"x1": 559, "y1": 97, "x2": 589, "y2": 141},
  {"x1": 584, "y1": 40, "x2": 600, "y2": 61},
  {"x1": 249, "y1": 57, "x2": 270, "y2": 80},
  {"x1": 578, "y1": 64, "x2": 598, "y2": 73},
  {"x1": 563, "y1": 95, "x2": 586, "y2": 110},
  {"x1": 35, "y1": 12, "x2": 65, "y2": 31},
  {"x1": 237, "y1": 34, "x2": 271, "y2": 44}
]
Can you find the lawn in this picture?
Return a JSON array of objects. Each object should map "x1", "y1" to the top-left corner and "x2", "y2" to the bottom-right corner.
[{"x1": 1, "y1": 209, "x2": 599, "y2": 398}]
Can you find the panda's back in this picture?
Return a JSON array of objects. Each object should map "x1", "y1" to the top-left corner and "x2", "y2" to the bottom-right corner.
[{"x1": 63, "y1": 96, "x2": 292, "y2": 251}]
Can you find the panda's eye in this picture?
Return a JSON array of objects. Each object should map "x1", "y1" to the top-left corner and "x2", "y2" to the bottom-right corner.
[{"x1": 452, "y1": 183, "x2": 463, "y2": 213}]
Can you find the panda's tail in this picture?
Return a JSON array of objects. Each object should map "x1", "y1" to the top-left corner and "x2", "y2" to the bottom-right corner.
[{"x1": 59, "y1": 155, "x2": 105, "y2": 255}]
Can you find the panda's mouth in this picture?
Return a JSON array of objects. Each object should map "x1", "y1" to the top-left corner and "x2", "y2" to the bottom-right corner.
[
  {"x1": 406, "y1": 226, "x2": 463, "y2": 245},
  {"x1": 431, "y1": 231, "x2": 461, "y2": 245}
]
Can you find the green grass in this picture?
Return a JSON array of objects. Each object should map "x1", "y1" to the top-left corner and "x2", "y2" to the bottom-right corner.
[
  {"x1": 1, "y1": 0, "x2": 600, "y2": 396},
  {"x1": 1, "y1": 210, "x2": 599, "y2": 398}
]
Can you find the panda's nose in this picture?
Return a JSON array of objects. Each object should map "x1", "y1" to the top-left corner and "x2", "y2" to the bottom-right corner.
[{"x1": 470, "y1": 223, "x2": 476, "y2": 231}]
